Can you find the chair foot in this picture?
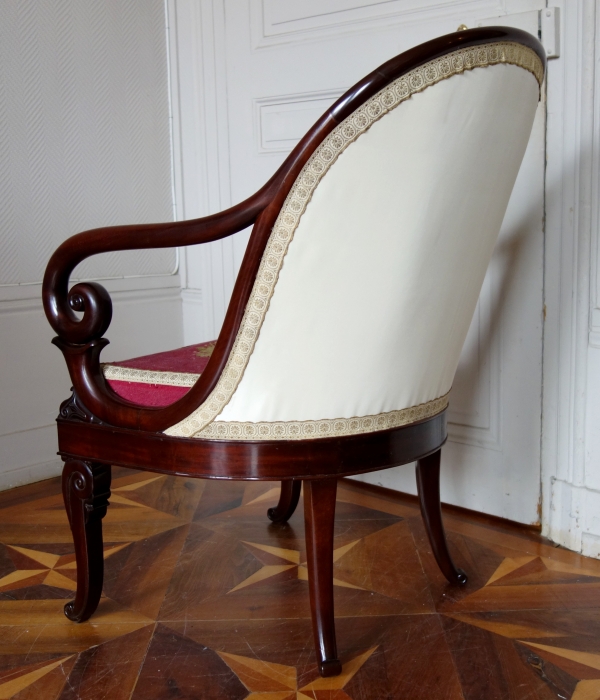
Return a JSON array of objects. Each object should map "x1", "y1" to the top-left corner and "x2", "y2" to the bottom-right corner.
[
  {"x1": 454, "y1": 569, "x2": 468, "y2": 585},
  {"x1": 62, "y1": 460, "x2": 111, "y2": 622},
  {"x1": 416, "y1": 450, "x2": 468, "y2": 586},
  {"x1": 267, "y1": 480, "x2": 301, "y2": 523},
  {"x1": 319, "y1": 659, "x2": 342, "y2": 677},
  {"x1": 303, "y1": 478, "x2": 341, "y2": 677}
]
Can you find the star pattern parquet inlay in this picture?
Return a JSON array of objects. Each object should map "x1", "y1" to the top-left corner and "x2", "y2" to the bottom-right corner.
[{"x1": 0, "y1": 469, "x2": 598, "y2": 699}]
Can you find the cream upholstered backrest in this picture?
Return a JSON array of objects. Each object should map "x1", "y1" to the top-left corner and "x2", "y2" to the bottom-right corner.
[{"x1": 167, "y1": 42, "x2": 543, "y2": 440}]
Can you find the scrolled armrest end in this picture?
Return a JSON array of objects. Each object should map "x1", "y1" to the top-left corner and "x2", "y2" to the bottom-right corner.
[
  {"x1": 44, "y1": 270, "x2": 113, "y2": 346},
  {"x1": 65, "y1": 281, "x2": 113, "y2": 344}
]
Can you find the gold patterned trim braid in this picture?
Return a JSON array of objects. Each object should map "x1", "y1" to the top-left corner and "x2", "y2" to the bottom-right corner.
[
  {"x1": 102, "y1": 365, "x2": 199, "y2": 388},
  {"x1": 164, "y1": 42, "x2": 543, "y2": 441},
  {"x1": 197, "y1": 392, "x2": 450, "y2": 441}
]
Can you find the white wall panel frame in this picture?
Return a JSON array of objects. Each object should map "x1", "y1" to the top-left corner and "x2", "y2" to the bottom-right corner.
[
  {"x1": 447, "y1": 276, "x2": 502, "y2": 451},
  {"x1": 254, "y1": 89, "x2": 346, "y2": 154},
  {"x1": 0, "y1": 275, "x2": 183, "y2": 491},
  {"x1": 251, "y1": 0, "x2": 508, "y2": 49}
]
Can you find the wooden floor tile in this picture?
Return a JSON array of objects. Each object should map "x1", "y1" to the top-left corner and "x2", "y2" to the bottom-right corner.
[
  {"x1": 160, "y1": 615, "x2": 463, "y2": 699},
  {"x1": 103, "y1": 524, "x2": 190, "y2": 619},
  {"x1": 441, "y1": 615, "x2": 577, "y2": 700},
  {"x1": 131, "y1": 623, "x2": 248, "y2": 700},
  {"x1": 2, "y1": 655, "x2": 77, "y2": 700},
  {"x1": 55, "y1": 625, "x2": 153, "y2": 700},
  {"x1": 0, "y1": 470, "x2": 597, "y2": 699}
]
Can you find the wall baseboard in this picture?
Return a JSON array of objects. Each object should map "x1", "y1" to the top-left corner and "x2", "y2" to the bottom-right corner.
[
  {"x1": 547, "y1": 479, "x2": 600, "y2": 559},
  {"x1": 343, "y1": 477, "x2": 543, "y2": 536},
  {"x1": 0, "y1": 458, "x2": 63, "y2": 492}
]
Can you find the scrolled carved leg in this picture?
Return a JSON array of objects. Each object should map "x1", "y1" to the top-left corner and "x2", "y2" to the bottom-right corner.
[
  {"x1": 303, "y1": 478, "x2": 341, "y2": 678},
  {"x1": 267, "y1": 480, "x2": 301, "y2": 523},
  {"x1": 416, "y1": 449, "x2": 467, "y2": 586},
  {"x1": 62, "y1": 459, "x2": 111, "y2": 622}
]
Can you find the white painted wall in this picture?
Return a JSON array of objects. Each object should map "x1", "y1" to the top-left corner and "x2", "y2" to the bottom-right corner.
[{"x1": 0, "y1": 0, "x2": 183, "y2": 490}]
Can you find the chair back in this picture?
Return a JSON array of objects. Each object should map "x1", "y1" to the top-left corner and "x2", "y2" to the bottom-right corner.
[{"x1": 167, "y1": 40, "x2": 543, "y2": 440}]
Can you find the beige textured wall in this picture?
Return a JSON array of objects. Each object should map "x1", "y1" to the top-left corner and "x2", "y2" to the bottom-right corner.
[{"x1": 0, "y1": 0, "x2": 182, "y2": 489}]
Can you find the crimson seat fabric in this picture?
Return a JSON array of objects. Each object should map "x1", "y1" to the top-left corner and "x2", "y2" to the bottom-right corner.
[{"x1": 102, "y1": 340, "x2": 215, "y2": 407}]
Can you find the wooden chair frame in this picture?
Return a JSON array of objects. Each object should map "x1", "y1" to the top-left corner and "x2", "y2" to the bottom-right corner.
[{"x1": 43, "y1": 27, "x2": 545, "y2": 677}]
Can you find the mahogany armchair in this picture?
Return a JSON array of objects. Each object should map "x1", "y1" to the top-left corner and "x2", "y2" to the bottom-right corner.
[{"x1": 43, "y1": 27, "x2": 545, "y2": 677}]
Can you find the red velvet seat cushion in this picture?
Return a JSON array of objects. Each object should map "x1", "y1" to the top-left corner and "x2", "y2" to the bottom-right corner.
[{"x1": 103, "y1": 340, "x2": 215, "y2": 407}]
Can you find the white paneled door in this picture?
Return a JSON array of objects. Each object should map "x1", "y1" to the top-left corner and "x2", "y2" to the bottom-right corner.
[{"x1": 172, "y1": 0, "x2": 546, "y2": 524}]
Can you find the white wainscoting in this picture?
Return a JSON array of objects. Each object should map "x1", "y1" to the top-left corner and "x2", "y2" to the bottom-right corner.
[
  {"x1": 254, "y1": 89, "x2": 345, "y2": 154},
  {"x1": 251, "y1": 0, "x2": 507, "y2": 48},
  {"x1": 0, "y1": 275, "x2": 183, "y2": 491}
]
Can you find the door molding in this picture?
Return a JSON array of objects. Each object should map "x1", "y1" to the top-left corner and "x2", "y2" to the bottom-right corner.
[
  {"x1": 542, "y1": 0, "x2": 600, "y2": 557},
  {"x1": 168, "y1": 0, "x2": 234, "y2": 343}
]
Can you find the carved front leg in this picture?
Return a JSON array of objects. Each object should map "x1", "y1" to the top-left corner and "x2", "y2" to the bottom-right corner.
[
  {"x1": 62, "y1": 459, "x2": 111, "y2": 622},
  {"x1": 304, "y1": 478, "x2": 341, "y2": 677}
]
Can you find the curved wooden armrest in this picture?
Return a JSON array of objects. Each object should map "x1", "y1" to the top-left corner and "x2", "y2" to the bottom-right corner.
[
  {"x1": 42, "y1": 179, "x2": 281, "y2": 432},
  {"x1": 43, "y1": 111, "x2": 337, "y2": 432},
  {"x1": 43, "y1": 187, "x2": 272, "y2": 346}
]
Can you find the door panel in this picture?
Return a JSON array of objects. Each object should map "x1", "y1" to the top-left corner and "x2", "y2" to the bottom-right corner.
[{"x1": 187, "y1": 0, "x2": 545, "y2": 523}]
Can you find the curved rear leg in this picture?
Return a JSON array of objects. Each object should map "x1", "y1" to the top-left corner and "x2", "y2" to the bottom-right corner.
[
  {"x1": 267, "y1": 479, "x2": 301, "y2": 523},
  {"x1": 416, "y1": 450, "x2": 467, "y2": 586}
]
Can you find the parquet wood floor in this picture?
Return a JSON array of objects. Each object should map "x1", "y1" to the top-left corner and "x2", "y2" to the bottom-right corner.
[{"x1": 0, "y1": 469, "x2": 598, "y2": 699}]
